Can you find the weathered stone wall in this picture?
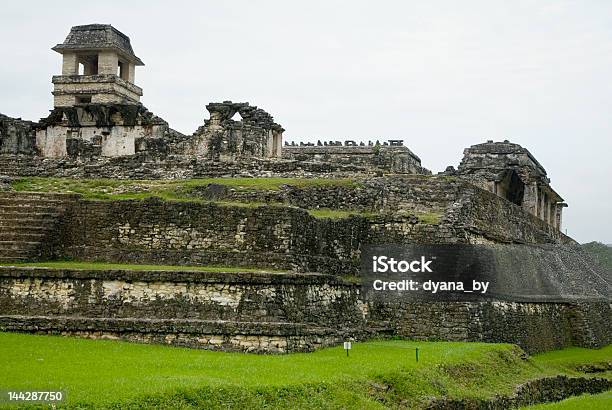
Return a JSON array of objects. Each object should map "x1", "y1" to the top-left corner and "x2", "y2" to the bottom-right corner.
[
  {"x1": 428, "y1": 375, "x2": 612, "y2": 409},
  {"x1": 52, "y1": 74, "x2": 143, "y2": 106},
  {"x1": 54, "y1": 198, "x2": 370, "y2": 274},
  {"x1": 454, "y1": 140, "x2": 566, "y2": 230},
  {"x1": 0, "y1": 114, "x2": 37, "y2": 155},
  {"x1": 34, "y1": 104, "x2": 185, "y2": 159},
  {"x1": 0, "y1": 268, "x2": 363, "y2": 327},
  {"x1": 369, "y1": 301, "x2": 611, "y2": 353},
  {"x1": 283, "y1": 145, "x2": 429, "y2": 175},
  {"x1": 179, "y1": 102, "x2": 284, "y2": 160},
  {"x1": 1, "y1": 265, "x2": 609, "y2": 353}
]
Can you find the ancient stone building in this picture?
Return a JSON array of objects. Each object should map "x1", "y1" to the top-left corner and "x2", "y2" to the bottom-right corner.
[
  {"x1": 0, "y1": 23, "x2": 608, "y2": 354},
  {"x1": 51, "y1": 24, "x2": 144, "y2": 106},
  {"x1": 185, "y1": 102, "x2": 284, "y2": 160},
  {"x1": 34, "y1": 25, "x2": 180, "y2": 158},
  {"x1": 282, "y1": 139, "x2": 429, "y2": 175},
  {"x1": 453, "y1": 140, "x2": 567, "y2": 230}
]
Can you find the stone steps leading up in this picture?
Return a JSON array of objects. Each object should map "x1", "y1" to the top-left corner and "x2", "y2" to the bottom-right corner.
[
  {"x1": 0, "y1": 232, "x2": 47, "y2": 241},
  {"x1": 0, "y1": 216, "x2": 60, "y2": 226},
  {"x1": 0, "y1": 248, "x2": 42, "y2": 258},
  {"x1": 0, "y1": 225, "x2": 55, "y2": 233},
  {"x1": 0, "y1": 192, "x2": 79, "y2": 201},
  {"x1": 0, "y1": 192, "x2": 74, "y2": 261}
]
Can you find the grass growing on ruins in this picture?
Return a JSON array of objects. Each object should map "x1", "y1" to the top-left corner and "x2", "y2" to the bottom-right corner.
[
  {"x1": 0, "y1": 332, "x2": 609, "y2": 409},
  {"x1": 0, "y1": 261, "x2": 277, "y2": 273},
  {"x1": 11, "y1": 176, "x2": 360, "y2": 200}
]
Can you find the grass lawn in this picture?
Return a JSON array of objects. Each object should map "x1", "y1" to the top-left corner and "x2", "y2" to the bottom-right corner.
[
  {"x1": 0, "y1": 260, "x2": 276, "y2": 273},
  {"x1": 522, "y1": 391, "x2": 612, "y2": 409},
  {"x1": 0, "y1": 333, "x2": 609, "y2": 409}
]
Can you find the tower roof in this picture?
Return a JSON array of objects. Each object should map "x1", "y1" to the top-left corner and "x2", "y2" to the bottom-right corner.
[{"x1": 52, "y1": 24, "x2": 144, "y2": 65}]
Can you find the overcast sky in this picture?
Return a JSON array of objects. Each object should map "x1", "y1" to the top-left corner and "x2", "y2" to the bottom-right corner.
[{"x1": 1, "y1": 1, "x2": 610, "y2": 243}]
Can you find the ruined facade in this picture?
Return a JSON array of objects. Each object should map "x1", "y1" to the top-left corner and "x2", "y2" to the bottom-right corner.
[
  {"x1": 186, "y1": 102, "x2": 284, "y2": 160},
  {"x1": 450, "y1": 140, "x2": 567, "y2": 229}
]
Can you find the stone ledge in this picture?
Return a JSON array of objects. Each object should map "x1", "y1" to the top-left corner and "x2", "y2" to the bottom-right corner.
[
  {"x1": 0, "y1": 315, "x2": 358, "y2": 353},
  {"x1": 0, "y1": 266, "x2": 354, "y2": 286}
]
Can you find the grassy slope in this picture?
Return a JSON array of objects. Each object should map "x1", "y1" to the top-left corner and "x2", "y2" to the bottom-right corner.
[
  {"x1": 9, "y1": 177, "x2": 442, "y2": 222},
  {"x1": 0, "y1": 333, "x2": 609, "y2": 409},
  {"x1": 522, "y1": 391, "x2": 611, "y2": 409}
]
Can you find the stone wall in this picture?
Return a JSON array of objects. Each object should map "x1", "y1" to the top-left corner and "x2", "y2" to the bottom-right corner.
[
  {"x1": 54, "y1": 198, "x2": 370, "y2": 274},
  {"x1": 369, "y1": 301, "x2": 611, "y2": 353},
  {"x1": 35, "y1": 104, "x2": 185, "y2": 159},
  {"x1": 283, "y1": 145, "x2": 429, "y2": 175},
  {"x1": 183, "y1": 102, "x2": 284, "y2": 160},
  {"x1": 0, "y1": 268, "x2": 363, "y2": 327},
  {"x1": 1, "y1": 265, "x2": 609, "y2": 353},
  {"x1": 0, "y1": 114, "x2": 37, "y2": 155}
]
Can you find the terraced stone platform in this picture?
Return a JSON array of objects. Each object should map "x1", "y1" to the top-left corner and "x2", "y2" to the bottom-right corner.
[
  {"x1": 0, "y1": 192, "x2": 78, "y2": 262},
  {"x1": 0, "y1": 266, "x2": 367, "y2": 353}
]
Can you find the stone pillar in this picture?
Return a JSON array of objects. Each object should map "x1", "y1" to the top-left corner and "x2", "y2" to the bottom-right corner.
[
  {"x1": 128, "y1": 63, "x2": 136, "y2": 83},
  {"x1": 266, "y1": 130, "x2": 274, "y2": 158},
  {"x1": 98, "y1": 51, "x2": 118, "y2": 75},
  {"x1": 522, "y1": 183, "x2": 539, "y2": 217},
  {"x1": 555, "y1": 203, "x2": 567, "y2": 230},
  {"x1": 62, "y1": 53, "x2": 78, "y2": 75},
  {"x1": 275, "y1": 130, "x2": 283, "y2": 157}
]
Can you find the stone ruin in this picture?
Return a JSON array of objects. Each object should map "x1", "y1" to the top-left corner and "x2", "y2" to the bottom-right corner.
[
  {"x1": 448, "y1": 140, "x2": 567, "y2": 230},
  {"x1": 0, "y1": 24, "x2": 609, "y2": 354}
]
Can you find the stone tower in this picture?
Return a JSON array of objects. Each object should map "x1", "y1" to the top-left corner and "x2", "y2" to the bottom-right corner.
[{"x1": 51, "y1": 24, "x2": 144, "y2": 107}]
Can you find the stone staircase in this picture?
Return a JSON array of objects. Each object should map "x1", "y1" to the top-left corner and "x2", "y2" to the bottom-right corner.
[
  {"x1": 0, "y1": 155, "x2": 39, "y2": 177},
  {"x1": 0, "y1": 192, "x2": 77, "y2": 262}
]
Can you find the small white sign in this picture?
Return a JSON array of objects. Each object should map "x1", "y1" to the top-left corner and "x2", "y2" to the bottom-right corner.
[{"x1": 343, "y1": 341, "x2": 352, "y2": 350}]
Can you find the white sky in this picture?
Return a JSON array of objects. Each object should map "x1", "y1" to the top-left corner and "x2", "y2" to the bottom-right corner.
[{"x1": 1, "y1": 0, "x2": 610, "y2": 243}]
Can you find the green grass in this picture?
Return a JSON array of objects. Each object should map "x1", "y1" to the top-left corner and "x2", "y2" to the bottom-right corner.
[
  {"x1": 0, "y1": 261, "x2": 275, "y2": 273},
  {"x1": 0, "y1": 332, "x2": 609, "y2": 409},
  {"x1": 10, "y1": 177, "x2": 381, "y2": 220},
  {"x1": 522, "y1": 391, "x2": 612, "y2": 409},
  {"x1": 10, "y1": 177, "x2": 359, "y2": 200},
  {"x1": 581, "y1": 241, "x2": 612, "y2": 272},
  {"x1": 9, "y1": 177, "x2": 450, "y2": 223}
]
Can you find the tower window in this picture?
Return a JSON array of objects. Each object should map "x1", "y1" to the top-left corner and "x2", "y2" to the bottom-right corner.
[{"x1": 118, "y1": 61, "x2": 129, "y2": 80}]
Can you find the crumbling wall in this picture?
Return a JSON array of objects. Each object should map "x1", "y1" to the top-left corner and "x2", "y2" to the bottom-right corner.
[
  {"x1": 54, "y1": 198, "x2": 370, "y2": 274},
  {"x1": 283, "y1": 142, "x2": 429, "y2": 175},
  {"x1": 0, "y1": 114, "x2": 37, "y2": 155},
  {"x1": 35, "y1": 104, "x2": 187, "y2": 159},
  {"x1": 180, "y1": 101, "x2": 284, "y2": 160}
]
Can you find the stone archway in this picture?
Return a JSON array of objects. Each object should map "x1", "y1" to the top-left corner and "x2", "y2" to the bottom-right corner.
[{"x1": 496, "y1": 170, "x2": 525, "y2": 206}]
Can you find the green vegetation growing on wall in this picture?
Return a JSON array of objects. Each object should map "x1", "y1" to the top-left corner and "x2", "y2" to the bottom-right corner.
[
  {"x1": 0, "y1": 333, "x2": 609, "y2": 409},
  {"x1": 581, "y1": 242, "x2": 612, "y2": 272},
  {"x1": 11, "y1": 177, "x2": 359, "y2": 199}
]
